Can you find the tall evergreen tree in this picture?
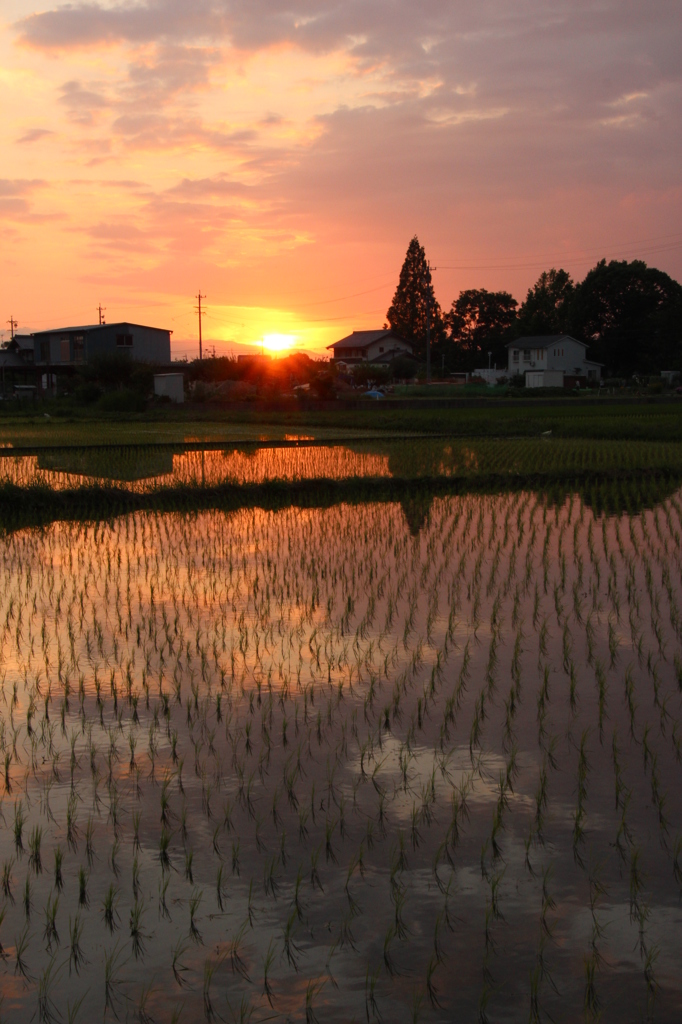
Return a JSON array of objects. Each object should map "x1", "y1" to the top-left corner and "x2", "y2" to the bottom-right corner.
[{"x1": 386, "y1": 236, "x2": 445, "y2": 358}]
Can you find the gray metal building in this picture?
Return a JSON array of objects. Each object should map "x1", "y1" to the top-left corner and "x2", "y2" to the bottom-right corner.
[{"x1": 29, "y1": 322, "x2": 171, "y2": 366}]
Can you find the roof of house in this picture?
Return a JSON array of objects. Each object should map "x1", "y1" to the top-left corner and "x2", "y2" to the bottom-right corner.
[
  {"x1": 371, "y1": 348, "x2": 419, "y2": 364},
  {"x1": 505, "y1": 334, "x2": 588, "y2": 349},
  {"x1": 10, "y1": 335, "x2": 35, "y2": 351},
  {"x1": 327, "y1": 329, "x2": 408, "y2": 351},
  {"x1": 30, "y1": 322, "x2": 172, "y2": 336}
]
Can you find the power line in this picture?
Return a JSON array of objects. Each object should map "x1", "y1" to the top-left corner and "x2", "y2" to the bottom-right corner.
[
  {"x1": 97, "y1": 303, "x2": 106, "y2": 325},
  {"x1": 6, "y1": 316, "x2": 17, "y2": 340},
  {"x1": 434, "y1": 233, "x2": 682, "y2": 272}
]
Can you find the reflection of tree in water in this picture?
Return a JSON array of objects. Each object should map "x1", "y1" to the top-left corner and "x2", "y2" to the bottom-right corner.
[
  {"x1": 361, "y1": 440, "x2": 484, "y2": 480},
  {"x1": 399, "y1": 493, "x2": 433, "y2": 535},
  {"x1": 396, "y1": 476, "x2": 682, "y2": 535},
  {"x1": 37, "y1": 447, "x2": 175, "y2": 482},
  {"x1": 552, "y1": 473, "x2": 682, "y2": 518}
]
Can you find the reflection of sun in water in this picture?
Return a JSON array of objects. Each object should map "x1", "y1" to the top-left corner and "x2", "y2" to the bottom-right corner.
[{"x1": 262, "y1": 333, "x2": 295, "y2": 352}]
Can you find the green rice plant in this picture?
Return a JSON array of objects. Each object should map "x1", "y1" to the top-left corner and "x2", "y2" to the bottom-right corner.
[
  {"x1": 37, "y1": 951, "x2": 61, "y2": 1022},
  {"x1": 14, "y1": 924, "x2": 31, "y2": 980},
  {"x1": 203, "y1": 955, "x2": 220, "y2": 1020},
  {"x1": 23, "y1": 875, "x2": 32, "y2": 920},
  {"x1": 305, "y1": 978, "x2": 325, "y2": 1024},
  {"x1": 76, "y1": 866, "x2": 88, "y2": 908},
  {"x1": 136, "y1": 980, "x2": 156, "y2": 1024},
  {"x1": 365, "y1": 964, "x2": 381, "y2": 1022},
  {"x1": 159, "y1": 827, "x2": 171, "y2": 871},
  {"x1": 13, "y1": 801, "x2": 25, "y2": 851},
  {"x1": 102, "y1": 884, "x2": 119, "y2": 933},
  {"x1": 66, "y1": 792, "x2": 79, "y2": 851},
  {"x1": 129, "y1": 897, "x2": 147, "y2": 959},
  {"x1": 189, "y1": 887, "x2": 203, "y2": 944},
  {"x1": 2, "y1": 857, "x2": 14, "y2": 903},
  {"x1": 43, "y1": 891, "x2": 59, "y2": 949},
  {"x1": 104, "y1": 940, "x2": 125, "y2": 1017},
  {"x1": 262, "y1": 938, "x2": 276, "y2": 1007},
  {"x1": 65, "y1": 992, "x2": 87, "y2": 1024},
  {"x1": 583, "y1": 949, "x2": 600, "y2": 1021},
  {"x1": 69, "y1": 913, "x2": 87, "y2": 974},
  {"x1": 282, "y1": 910, "x2": 301, "y2": 972},
  {"x1": 171, "y1": 937, "x2": 190, "y2": 987},
  {"x1": 425, "y1": 955, "x2": 442, "y2": 1009}
]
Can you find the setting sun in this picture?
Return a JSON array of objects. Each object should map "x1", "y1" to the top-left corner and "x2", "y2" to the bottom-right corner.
[{"x1": 262, "y1": 333, "x2": 297, "y2": 353}]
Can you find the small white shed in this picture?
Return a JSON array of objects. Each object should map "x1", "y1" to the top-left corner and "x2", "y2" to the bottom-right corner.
[
  {"x1": 154, "y1": 372, "x2": 185, "y2": 403},
  {"x1": 525, "y1": 370, "x2": 564, "y2": 389}
]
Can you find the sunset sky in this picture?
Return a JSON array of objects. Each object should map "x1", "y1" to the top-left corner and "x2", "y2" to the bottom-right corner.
[{"x1": 1, "y1": 0, "x2": 681, "y2": 357}]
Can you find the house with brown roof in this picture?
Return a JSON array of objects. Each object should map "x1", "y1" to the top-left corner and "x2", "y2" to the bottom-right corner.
[{"x1": 327, "y1": 329, "x2": 413, "y2": 365}]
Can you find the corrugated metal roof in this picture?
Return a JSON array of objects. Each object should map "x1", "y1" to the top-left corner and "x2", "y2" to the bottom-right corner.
[{"x1": 30, "y1": 322, "x2": 171, "y2": 336}]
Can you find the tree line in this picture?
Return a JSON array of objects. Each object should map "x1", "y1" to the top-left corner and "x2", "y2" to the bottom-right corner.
[{"x1": 386, "y1": 236, "x2": 682, "y2": 377}]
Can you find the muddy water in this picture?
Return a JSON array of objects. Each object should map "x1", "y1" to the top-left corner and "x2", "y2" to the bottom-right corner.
[{"x1": 0, "y1": 492, "x2": 681, "y2": 1021}]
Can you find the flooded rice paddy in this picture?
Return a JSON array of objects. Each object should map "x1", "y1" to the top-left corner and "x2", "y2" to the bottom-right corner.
[{"x1": 0, "y1": 466, "x2": 682, "y2": 1020}]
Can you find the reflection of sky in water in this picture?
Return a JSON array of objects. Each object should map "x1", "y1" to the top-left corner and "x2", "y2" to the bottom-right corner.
[
  {"x1": 0, "y1": 491, "x2": 681, "y2": 1020},
  {"x1": 0, "y1": 445, "x2": 392, "y2": 490}
]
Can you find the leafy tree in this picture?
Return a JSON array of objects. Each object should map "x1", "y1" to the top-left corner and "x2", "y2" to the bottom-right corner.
[
  {"x1": 516, "y1": 268, "x2": 574, "y2": 336},
  {"x1": 446, "y1": 289, "x2": 518, "y2": 369},
  {"x1": 386, "y1": 236, "x2": 445, "y2": 359},
  {"x1": 569, "y1": 259, "x2": 682, "y2": 375}
]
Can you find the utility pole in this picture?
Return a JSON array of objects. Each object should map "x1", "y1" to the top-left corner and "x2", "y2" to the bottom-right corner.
[
  {"x1": 97, "y1": 304, "x2": 106, "y2": 325},
  {"x1": 424, "y1": 262, "x2": 434, "y2": 384},
  {"x1": 7, "y1": 316, "x2": 17, "y2": 340},
  {"x1": 195, "y1": 293, "x2": 206, "y2": 360}
]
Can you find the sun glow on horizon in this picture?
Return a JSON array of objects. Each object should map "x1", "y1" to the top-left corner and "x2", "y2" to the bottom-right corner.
[{"x1": 262, "y1": 333, "x2": 297, "y2": 352}]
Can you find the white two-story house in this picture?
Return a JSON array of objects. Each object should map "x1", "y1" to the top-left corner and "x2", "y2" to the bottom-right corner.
[{"x1": 505, "y1": 335, "x2": 602, "y2": 387}]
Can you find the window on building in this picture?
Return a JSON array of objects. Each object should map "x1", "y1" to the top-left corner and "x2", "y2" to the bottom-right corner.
[
  {"x1": 40, "y1": 341, "x2": 49, "y2": 362},
  {"x1": 523, "y1": 349, "x2": 530, "y2": 361},
  {"x1": 512, "y1": 350, "x2": 519, "y2": 363},
  {"x1": 116, "y1": 334, "x2": 133, "y2": 347},
  {"x1": 60, "y1": 338, "x2": 70, "y2": 363},
  {"x1": 73, "y1": 335, "x2": 85, "y2": 363}
]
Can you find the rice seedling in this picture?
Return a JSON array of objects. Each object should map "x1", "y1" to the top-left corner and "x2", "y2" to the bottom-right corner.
[
  {"x1": 97, "y1": 887, "x2": 118, "y2": 945},
  {"x1": 68, "y1": 913, "x2": 87, "y2": 973},
  {"x1": 14, "y1": 923, "x2": 31, "y2": 980},
  {"x1": 129, "y1": 897, "x2": 147, "y2": 959},
  {"x1": 43, "y1": 891, "x2": 59, "y2": 950},
  {"x1": 103, "y1": 940, "x2": 126, "y2": 1017},
  {"x1": 36, "y1": 951, "x2": 61, "y2": 1023}
]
